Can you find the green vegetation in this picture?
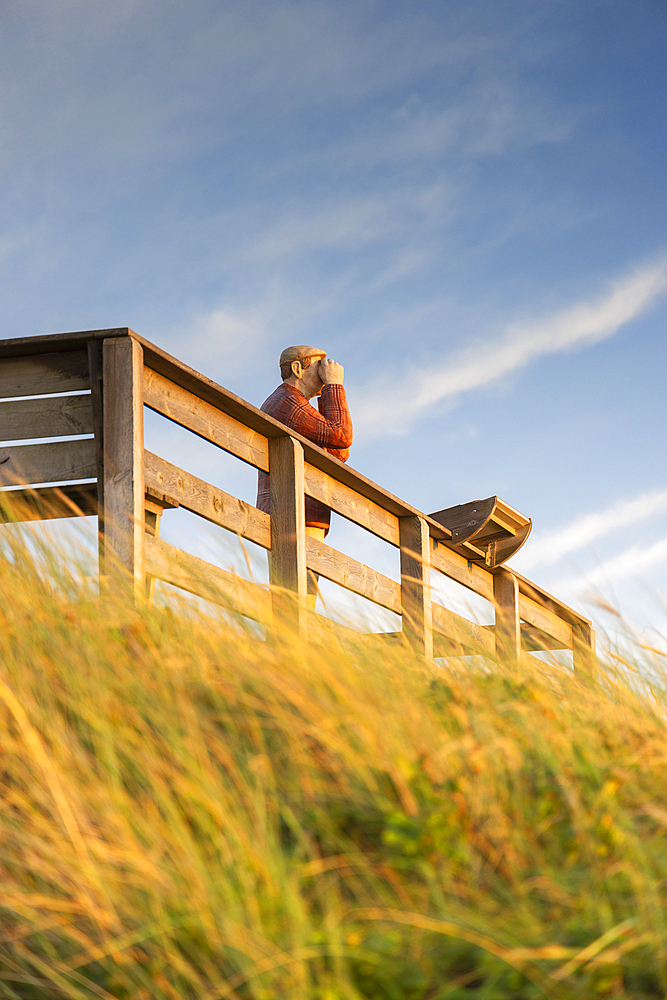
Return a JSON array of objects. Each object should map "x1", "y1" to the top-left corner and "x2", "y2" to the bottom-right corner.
[{"x1": 1, "y1": 524, "x2": 667, "y2": 998}]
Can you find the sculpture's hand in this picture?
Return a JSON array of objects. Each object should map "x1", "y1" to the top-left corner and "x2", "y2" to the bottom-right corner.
[{"x1": 319, "y1": 357, "x2": 344, "y2": 385}]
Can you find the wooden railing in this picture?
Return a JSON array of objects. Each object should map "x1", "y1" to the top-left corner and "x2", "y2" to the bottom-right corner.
[{"x1": 0, "y1": 329, "x2": 595, "y2": 669}]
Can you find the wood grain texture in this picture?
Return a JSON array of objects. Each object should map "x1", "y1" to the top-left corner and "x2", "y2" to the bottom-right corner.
[
  {"x1": 102, "y1": 337, "x2": 145, "y2": 598},
  {"x1": 0, "y1": 483, "x2": 97, "y2": 522},
  {"x1": 513, "y1": 570, "x2": 590, "y2": 627},
  {"x1": 494, "y1": 570, "x2": 521, "y2": 664},
  {"x1": 399, "y1": 515, "x2": 433, "y2": 658},
  {"x1": 0, "y1": 329, "x2": 130, "y2": 359},
  {"x1": 0, "y1": 350, "x2": 90, "y2": 398},
  {"x1": 144, "y1": 367, "x2": 269, "y2": 472},
  {"x1": 145, "y1": 534, "x2": 271, "y2": 624},
  {"x1": 431, "y1": 602, "x2": 495, "y2": 656},
  {"x1": 87, "y1": 340, "x2": 105, "y2": 530},
  {"x1": 429, "y1": 537, "x2": 495, "y2": 603},
  {"x1": 305, "y1": 533, "x2": 401, "y2": 613},
  {"x1": 518, "y1": 592, "x2": 573, "y2": 649},
  {"x1": 0, "y1": 438, "x2": 96, "y2": 486},
  {"x1": 304, "y1": 462, "x2": 401, "y2": 545},
  {"x1": 269, "y1": 436, "x2": 308, "y2": 631},
  {"x1": 144, "y1": 451, "x2": 271, "y2": 548},
  {"x1": 0, "y1": 394, "x2": 93, "y2": 441},
  {"x1": 520, "y1": 624, "x2": 570, "y2": 652}
]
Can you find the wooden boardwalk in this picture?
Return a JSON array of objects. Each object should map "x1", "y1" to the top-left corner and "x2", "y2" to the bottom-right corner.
[{"x1": 0, "y1": 328, "x2": 595, "y2": 669}]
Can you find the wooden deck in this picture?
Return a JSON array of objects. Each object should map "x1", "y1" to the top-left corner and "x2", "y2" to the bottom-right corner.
[{"x1": 0, "y1": 328, "x2": 595, "y2": 669}]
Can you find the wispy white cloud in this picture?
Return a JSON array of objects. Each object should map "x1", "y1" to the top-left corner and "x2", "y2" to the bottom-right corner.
[
  {"x1": 515, "y1": 487, "x2": 667, "y2": 571},
  {"x1": 352, "y1": 257, "x2": 667, "y2": 438},
  {"x1": 247, "y1": 180, "x2": 456, "y2": 261}
]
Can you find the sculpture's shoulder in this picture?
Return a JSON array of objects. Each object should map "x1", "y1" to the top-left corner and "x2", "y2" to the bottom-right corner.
[{"x1": 260, "y1": 383, "x2": 303, "y2": 419}]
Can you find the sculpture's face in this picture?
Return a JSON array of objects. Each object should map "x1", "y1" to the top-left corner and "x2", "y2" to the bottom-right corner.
[{"x1": 293, "y1": 355, "x2": 326, "y2": 398}]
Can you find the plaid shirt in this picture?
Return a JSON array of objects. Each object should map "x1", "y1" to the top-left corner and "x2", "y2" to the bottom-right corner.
[{"x1": 257, "y1": 382, "x2": 353, "y2": 531}]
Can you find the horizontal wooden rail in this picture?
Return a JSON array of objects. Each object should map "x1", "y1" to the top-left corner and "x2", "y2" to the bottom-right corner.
[
  {"x1": 304, "y1": 463, "x2": 401, "y2": 545},
  {"x1": 0, "y1": 439, "x2": 96, "y2": 487},
  {"x1": 144, "y1": 451, "x2": 271, "y2": 547},
  {"x1": 518, "y1": 592, "x2": 573, "y2": 649},
  {"x1": 0, "y1": 484, "x2": 98, "y2": 521},
  {"x1": 144, "y1": 368, "x2": 269, "y2": 471},
  {"x1": 306, "y1": 533, "x2": 401, "y2": 614},
  {"x1": 144, "y1": 452, "x2": 580, "y2": 649},
  {"x1": 0, "y1": 329, "x2": 131, "y2": 359},
  {"x1": 0, "y1": 350, "x2": 91, "y2": 398},
  {"x1": 514, "y1": 571, "x2": 590, "y2": 629},
  {"x1": 1, "y1": 394, "x2": 93, "y2": 441},
  {"x1": 430, "y1": 537, "x2": 495, "y2": 603},
  {"x1": 431, "y1": 601, "x2": 496, "y2": 655},
  {"x1": 145, "y1": 534, "x2": 272, "y2": 624},
  {"x1": 520, "y1": 624, "x2": 571, "y2": 651}
]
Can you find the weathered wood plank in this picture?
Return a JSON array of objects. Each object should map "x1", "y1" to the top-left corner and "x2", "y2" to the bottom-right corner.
[
  {"x1": 87, "y1": 340, "x2": 105, "y2": 529},
  {"x1": 429, "y1": 537, "x2": 495, "y2": 603},
  {"x1": 513, "y1": 571, "x2": 590, "y2": 627},
  {"x1": 0, "y1": 483, "x2": 97, "y2": 522},
  {"x1": 0, "y1": 439, "x2": 96, "y2": 486},
  {"x1": 0, "y1": 330, "x2": 130, "y2": 359},
  {"x1": 520, "y1": 624, "x2": 570, "y2": 652},
  {"x1": 400, "y1": 515, "x2": 433, "y2": 658},
  {"x1": 144, "y1": 367, "x2": 269, "y2": 472},
  {"x1": 518, "y1": 592, "x2": 573, "y2": 649},
  {"x1": 0, "y1": 394, "x2": 93, "y2": 441},
  {"x1": 305, "y1": 533, "x2": 402, "y2": 613},
  {"x1": 0, "y1": 351, "x2": 90, "y2": 398},
  {"x1": 304, "y1": 462, "x2": 400, "y2": 545},
  {"x1": 144, "y1": 451, "x2": 271, "y2": 548},
  {"x1": 494, "y1": 570, "x2": 521, "y2": 663},
  {"x1": 145, "y1": 534, "x2": 272, "y2": 624},
  {"x1": 269, "y1": 436, "x2": 308, "y2": 631},
  {"x1": 102, "y1": 337, "x2": 145, "y2": 598},
  {"x1": 431, "y1": 602, "x2": 495, "y2": 656}
]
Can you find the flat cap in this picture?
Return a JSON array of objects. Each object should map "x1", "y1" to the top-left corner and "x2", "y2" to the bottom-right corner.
[{"x1": 279, "y1": 345, "x2": 327, "y2": 367}]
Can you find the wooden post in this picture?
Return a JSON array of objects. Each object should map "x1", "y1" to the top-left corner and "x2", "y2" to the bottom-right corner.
[
  {"x1": 573, "y1": 620, "x2": 596, "y2": 676},
  {"x1": 494, "y1": 569, "x2": 521, "y2": 664},
  {"x1": 399, "y1": 515, "x2": 433, "y2": 658},
  {"x1": 101, "y1": 336, "x2": 145, "y2": 600},
  {"x1": 269, "y1": 435, "x2": 307, "y2": 634}
]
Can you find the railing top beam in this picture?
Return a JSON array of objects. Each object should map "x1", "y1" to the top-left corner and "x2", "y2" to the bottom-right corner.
[
  {"x1": 0, "y1": 328, "x2": 133, "y2": 357},
  {"x1": 511, "y1": 570, "x2": 591, "y2": 628}
]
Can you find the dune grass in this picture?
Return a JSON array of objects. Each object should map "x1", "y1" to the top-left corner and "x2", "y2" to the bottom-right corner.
[{"x1": 1, "y1": 524, "x2": 667, "y2": 998}]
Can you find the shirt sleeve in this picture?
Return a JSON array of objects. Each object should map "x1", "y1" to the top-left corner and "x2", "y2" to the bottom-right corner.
[
  {"x1": 312, "y1": 384, "x2": 353, "y2": 461},
  {"x1": 262, "y1": 383, "x2": 353, "y2": 461}
]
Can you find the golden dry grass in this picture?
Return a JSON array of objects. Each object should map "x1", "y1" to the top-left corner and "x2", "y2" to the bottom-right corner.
[{"x1": 1, "y1": 520, "x2": 667, "y2": 998}]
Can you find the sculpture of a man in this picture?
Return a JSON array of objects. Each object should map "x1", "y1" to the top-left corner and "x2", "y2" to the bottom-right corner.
[{"x1": 257, "y1": 345, "x2": 353, "y2": 604}]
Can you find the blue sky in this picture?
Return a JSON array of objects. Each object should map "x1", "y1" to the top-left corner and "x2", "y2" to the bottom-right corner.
[{"x1": 2, "y1": 0, "x2": 667, "y2": 644}]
